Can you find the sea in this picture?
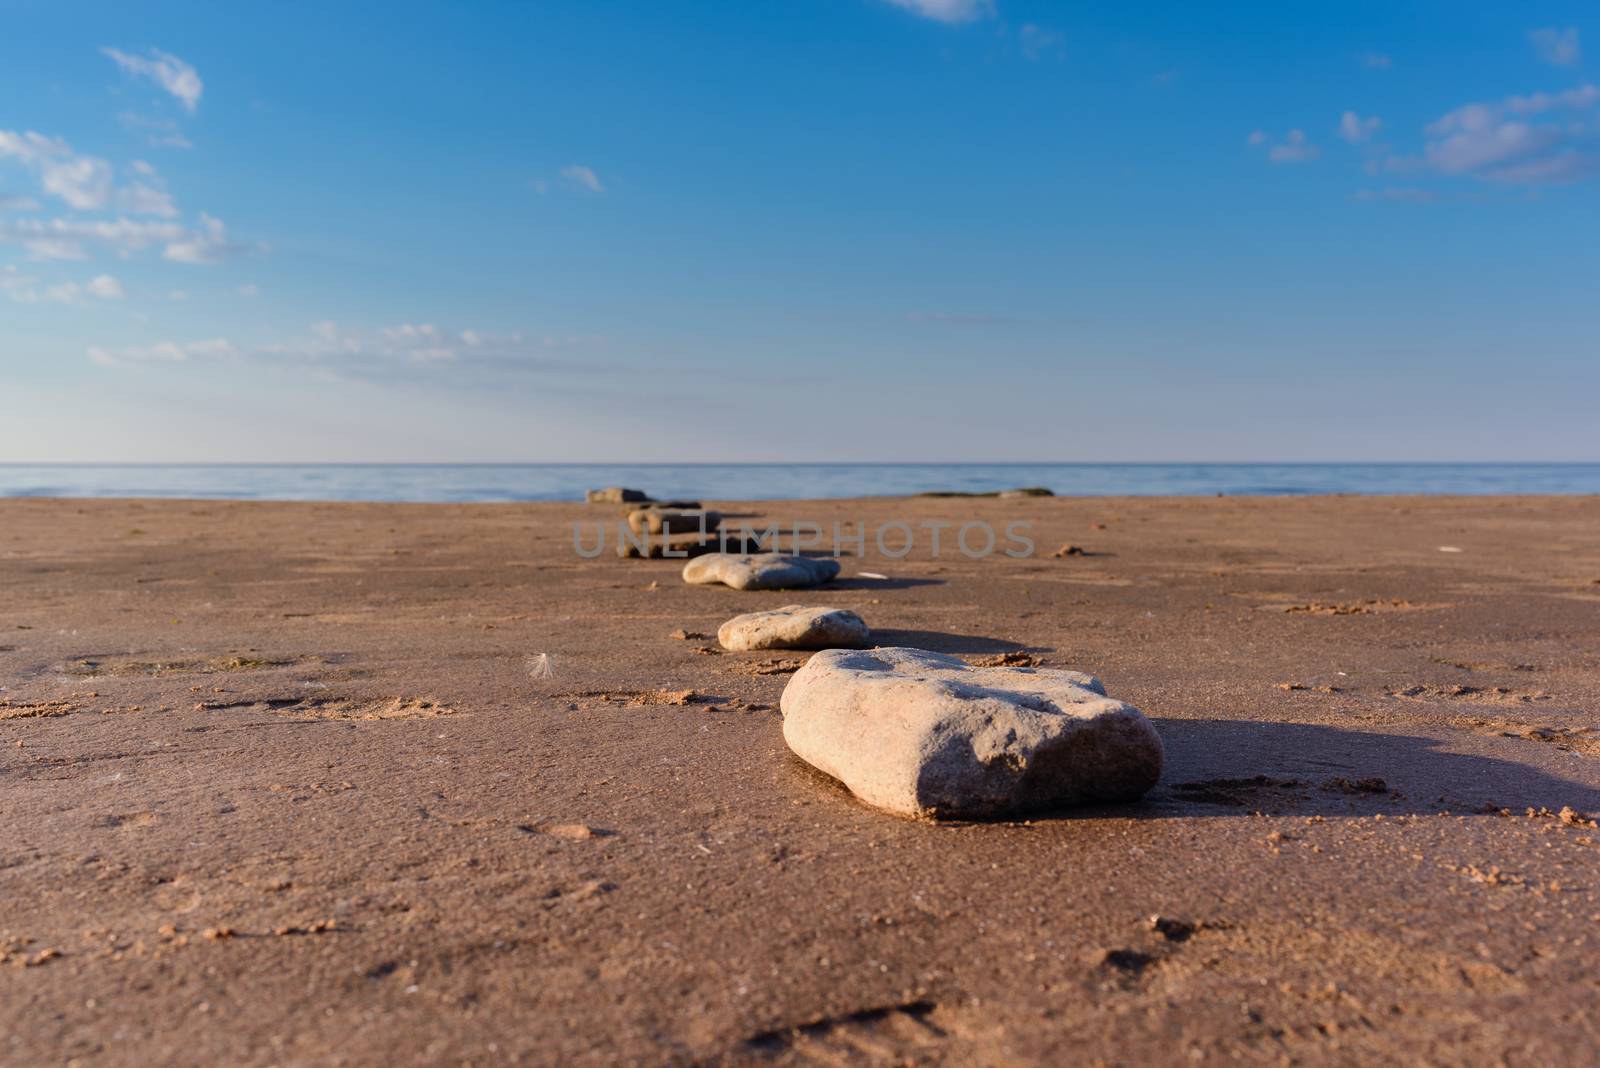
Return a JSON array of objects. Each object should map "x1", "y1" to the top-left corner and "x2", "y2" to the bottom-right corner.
[{"x1": 1, "y1": 464, "x2": 1598, "y2": 502}]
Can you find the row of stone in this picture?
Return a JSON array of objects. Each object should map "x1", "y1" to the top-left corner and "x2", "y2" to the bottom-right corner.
[
  {"x1": 688, "y1": 552, "x2": 1164, "y2": 821},
  {"x1": 590, "y1": 493, "x2": 1163, "y2": 823}
]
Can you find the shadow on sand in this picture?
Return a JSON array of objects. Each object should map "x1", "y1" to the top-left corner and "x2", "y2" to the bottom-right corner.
[
  {"x1": 828, "y1": 577, "x2": 945, "y2": 591},
  {"x1": 787, "y1": 717, "x2": 1600, "y2": 822},
  {"x1": 866, "y1": 629, "x2": 1039, "y2": 655},
  {"x1": 1066, "y1": 717, "x2": 1600, "y2": 820}
]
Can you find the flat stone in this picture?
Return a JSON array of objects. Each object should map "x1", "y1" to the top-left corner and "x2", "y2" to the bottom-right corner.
[
  {"x1": 718, "y1": 606, "x2": 870, "y2": 651},
  {"x1": 780, "y1": 647, "x2": 1162, "y2": 819},
  {"x1": 586, "y1": 487, "x2": 651, "y2": 504},
  {"x1": 627, "y1": 508, "x2": 722, "y2": 536},
  {"x1": 682, "y1": 553, "x2": 840, "y2": 591}
]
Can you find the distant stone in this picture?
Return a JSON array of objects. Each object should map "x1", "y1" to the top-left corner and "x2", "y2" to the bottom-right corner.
[
  {"x1": 682, "y1": 553, "x2": 840, "y2": 591},
  {"x1": 718, "y1": 605, "x2": 870, "y2": 652},
  {"x1": 586, "y1": 487, "x2": 651, "y2": 504},
  {"x1": 780, "y1": 646, "x2": 1162, "y2": 819},
  {"x1": 617, "y1": 534, "x2": 761, "y2": 560},
  {"x1": 917, "y1": 486, "x2": 1055, "y2": 499},
  {"x1": 627, "y1": 508, "x2": 721, "y2": 536}
]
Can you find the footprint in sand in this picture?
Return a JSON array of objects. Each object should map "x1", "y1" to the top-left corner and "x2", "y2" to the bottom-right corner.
[
  {"x1": 1388, "y1": 684, "x2": 1549, "y2": 704},
  {"x1": 1453, "y1": 719, "x2": 1599, "y2": 755},
  {"x1": 742, "y1": 1000, "x2": 947, "y2": 1062},
  {"x1": 194, "y1": 695, "x2": 457, "y2": 720}
]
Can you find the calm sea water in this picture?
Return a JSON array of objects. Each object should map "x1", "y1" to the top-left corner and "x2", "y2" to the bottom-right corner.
[{"x1": 1, "y1": 464, "x2": 1598, "y2": 502}]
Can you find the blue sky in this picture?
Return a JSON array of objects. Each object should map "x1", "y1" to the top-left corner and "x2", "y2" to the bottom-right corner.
[{"x1": 2, "y1": 0, "x2": 1596, "y2": 461}]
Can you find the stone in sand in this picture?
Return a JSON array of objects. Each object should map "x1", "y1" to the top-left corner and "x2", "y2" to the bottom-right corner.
[
  {"x1": 627, "y1": 508, "x2": 722, "y2": 536},
  {"x1": 616, "y1": 534, "x2": 761, "y2": 560},
  {"x1": 718, "y1": 605, "x2": 870, "y2": 651},
  {"x1": 682, "y1": 553, "x2": 840, "y2": 591},
  {"x1": 780, "y1": 646, "x2": 1162, "y2": 819},
  {"x1": 586, "y1": 487, "x2": 651, "y2": 504}
]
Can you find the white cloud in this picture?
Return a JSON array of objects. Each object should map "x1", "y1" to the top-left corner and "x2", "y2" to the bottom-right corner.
[
  {"x1": 0, "y1": 214, "x2": 238, "y2": 264},
  {"x1": 162, "y1": 213, "x2": 236, "y2": 264},
  {"x1": 1361, "y1": 52, "x2": 1393, "y2": 69},
  {"x1": 118, "y1": 182, "x2": 178, "y2": 217},
  {"x1": 560, "y1": 164, "x2": 604, "y2": 193},
  {"x1": 5, "y1": 270, "x2": 127, "y2": 303},
  {"x1": 102, "y1": 47, "x2": 203, "y2": 112},
  {"x1": 86, "y1": 274, "x2": 125, "y2": 299},
  {"x1": 1251, "y1": 128, "x2": 1320, "y2": 163},
  {"x1": 0, "y1": 131, "x2": 113, "y2": 210},
  {"x1": 0, "y1": 264, "x2": 38, "y2": 298},
  {"x1": 236, "y1": 283, "x2": 259, "y2": 297},
  {"x1": 1529, "y1": 27, "x2": 1581, "y2": 68},
  {"x1": 22, "y1": 237, "x2": 89, "y2": 261},
  {"x1": 1339, "y1": 111, "x2": 1382, "y2": 144},
  {"x1": 88, "y1": 336, "x2": 236, "y2": 366},
  {"x1": 881, "y1": 0, "x2": 993, "y2": 23},
  {"x1": 1421, "y1": 84, "x2": 1599, "y2": 183},
  {"x1": 0, "y1": 132, "x2": 181, "y2": 217}
]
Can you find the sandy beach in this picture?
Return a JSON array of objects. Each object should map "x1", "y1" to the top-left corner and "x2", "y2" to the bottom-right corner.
[{"x1": 3, "y1": 494, "x2": 1600, "y2": 1066}]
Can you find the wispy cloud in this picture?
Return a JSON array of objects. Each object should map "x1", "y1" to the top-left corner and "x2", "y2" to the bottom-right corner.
[
  {"x1": 1018, "y1": 23, "x2": 1064, "y2": 61},
  {"x1": 4, "y1": 266, "x2": 127, "y2": 303},
  {"x1": 0, "y1": 131, "x2": 113, "y2": 211},
  {"x1": 0, "y1": 131, "x2": 184, "y2": 218},
  {"x1": 102, "y1": 47, "x2": 203, "y2": 112},
  {"x1": 88, "y1": 337, "x2": 237, "y2": 366},
  {"x1": 161, "y1": 213, "x2": 239, "y2": 264},
  {"x1": 86, "y1": 274, "x2": 125, "y2": 299},
  {"x1": 117, "y1": 111, "x2": 193, "y2": 150},
  {"x1": 881, "y1": 0, "x2": 994, "y2": 24},
  {"x1": 1529, "y1": 27, "x2": 1581, "y2": 68},
  {"x1": 1249, "y1": 128, "x2": 1320, "y2": 164},
  {"x1": 87, "y1": 321, "x2": 614, "y2": 382},
  {"x1": 1420, "y1": 84, "x2": 1599, "y2": 183},
  {"x1": 0, "y1": 214, "x2": 239, "y2": 264},
  {"x1": 1339, "y1": 111, "x2": 1382, "y2": 144},
  {"x1": 559, "y1": 164, "x2": 604, "y2": 193},
  {"x1": 1360, "y1": 52, "x2": 1393, "y2": 70}
]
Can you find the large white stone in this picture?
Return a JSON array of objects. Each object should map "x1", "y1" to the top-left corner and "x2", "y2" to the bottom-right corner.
[
  {"x1": 780, "y1": 647, "x2": 1162, "y2": 819},
  {"x1": 682, "y1": 553, "x2": 840, "y2": 591},
  {"x1": 718, "y1": 606, "x2": 870, "y2": 651}
]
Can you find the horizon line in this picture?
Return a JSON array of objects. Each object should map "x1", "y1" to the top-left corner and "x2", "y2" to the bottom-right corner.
[{"x1": 5, "y1": 460, "x2": 1600, "y2": 468}]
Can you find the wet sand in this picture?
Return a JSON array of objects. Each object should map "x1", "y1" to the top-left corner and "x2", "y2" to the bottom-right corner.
[{"x1": 3, "y1": 495, "x2": 1599, "y2": 1066}]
